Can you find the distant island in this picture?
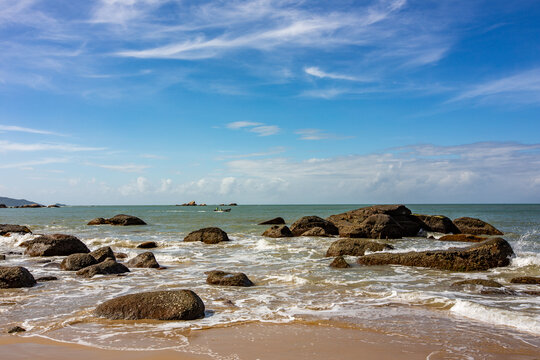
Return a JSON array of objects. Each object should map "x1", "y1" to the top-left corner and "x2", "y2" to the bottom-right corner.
[{"x1": 0, "y1": 196, "x2": 65, "y2": 208}]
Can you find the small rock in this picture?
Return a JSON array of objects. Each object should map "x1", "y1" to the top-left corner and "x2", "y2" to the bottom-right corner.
[
  {"x1": 262, "y1": 225, "x2": 293, "y2": 238},
  {"x1": 0, "y1": 254, "x2": 5, "y2": 261},
  {"x1": 137, "y1": 241, "x2": 157, "y2": 249},
  {"x1": 510, "y1": 276, "x2": 540, "y2": 285},
  {"x1": 61, "y1": 253, "x2": 98, "y2": 271},
  {"x1": 127, "y1": 252, "x2": 160, "y2": 268},
  {"x1": 329, "y1": 256, "x2": 350, "y2": 268},
  {"x1": 0, "y1": 266, "x2": 36, "y2": 288},
  {"x1": 258, "y1": 217, "x2": 285, "y2": 225},
  {"x1": 36, "y1": 276, "x2": 58, "y2": 282},
  {"x1": 184, "y1": 227, "x2": 229, "y2": 244},
  {"x1": 90, "y1": 246, "x2": 116, "y2": 262},
  {"x1": 451, "y1": 279, "x2": 503, "y2": 288},
  {"x1": 206, "y1": 270, "x2": 254, "y2": 287},
  {"x1": 7, "y1": 326, "x2": 26, "y2": 334},
  {"x1": 115, "y1": 252, "x2": 128, "y2": 259},
  {"x1": 76, "y1": 259, "x2": 129, "y2": 278}
]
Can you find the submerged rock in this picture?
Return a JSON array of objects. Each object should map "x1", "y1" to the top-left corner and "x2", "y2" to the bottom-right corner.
[
  {"x1": 137, "y1": 241, "x2": 157, "y2": 249},
  {"x1": 258, "y1": 217, "x2": 286, "y2": 225},
  {"x1": 329, "y1": 256, "x2": 350, "y2": 268},
  {"x1": 87, "y1": 214, "x2": 147, "y2": 226},
  {"x1": 95, "y1": 290, "x2": 205, "y2": 320},
  {"x1": 127, "y1": 252, "x2": 160, "y2": 268},
  {"x1": 0, "y1": 224, "x2": 32, "y2": 236},
  {"x1": 61, "y1": 253, "x2": 98, "y2": 271},
  {"x1": 184, "y1": 227, "x2": 229, "y2": 244},
  {"x1": 451, "y1": 279, "x2": 503, "y2": 288},
  {"x1": 413, "y1": 214, "x2": 460, "y2": 234},
  {"x1": 290, "y1": 216, "x2": 339, "y2": 237},
  {"x1": 357, "y1": 238, "x2": 514, "y2": 271},
  {"x1": 262, "y1": 225, "x2": 293, "y2": 238},
  {"x1": 21, "y1": 234, "x2": 89, "y2": 257},
  {"x1": 76, "y1": 259, "x2": 129, "y2": 278},
  {"x1": 0, "y1": 266, "x2": 36, "y2": 288},
  {"x1": 90, "y1": 246, "x2": 116, "y2": 262},
  {"x1": 453, "y1": 217, "x2": 503, "y2": 235},
  {"x1": 510, "y1": 276, "x2": 540, "y2": 285},
  {"x1": 326, "y1": 238, "x2": 393, "y2": 257},
  {"x1": 439, "y1": 234, "x2": 488, "y2": 242},
  {"x1": 206, "y1": 270, "x2": 254, "y2": 287},
  {"x1": 36, "y1": 276, "x2": 58, "y2": 282}
]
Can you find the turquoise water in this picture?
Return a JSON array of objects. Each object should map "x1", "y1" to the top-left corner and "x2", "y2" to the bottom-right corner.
[{"x1": 0, "y1": 204, "x2": 539, "y2": 357}]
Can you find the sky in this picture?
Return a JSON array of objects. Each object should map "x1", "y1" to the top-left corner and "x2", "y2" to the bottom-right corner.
[{"x1": 1, "y1": 0, "x2": 540, "y2": 205}]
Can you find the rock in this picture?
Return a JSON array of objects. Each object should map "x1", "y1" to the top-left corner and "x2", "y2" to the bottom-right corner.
[
  {"x1": 137, "y1": 241, "x2": 157, "y2": 249},
  {"x1": 326, "y1": 238, "x2": 394, "y2": 257},
  {"x1": 184, "y1": 227, "x2": 229, "y2": 244},
  {"x1": 7, "y1": 326, "x2": 26, "y2": 334},
  {"x1": 329, "y1": 256, "x2": 350, "y2": 268},
  {"x1": 451, "y1": 279, "x2": 503, "y2": 288},
  {"x1": 21, "y1": 234, "x2": 90, "y2": 257},
  {"x1": 180, "y1": 201, "x2": 197, "y2": 206},
  {"x1": 301, "y1": 227, "x2": 333, "y2": 237},
  {"x1": 61, "y1": 253, "x2": 98, "y2": 271},
  {"x1": 206, "y1": 270, "x2": 254, "y2": 287},
  {"x1": 95, "y1": 290, "x2": 205, "y2": 320},
  {"x1": 76, "y1": 259, "x2": 130, "y2": 278},
  {"x1": 90, "y1": 246, "x2": 116, "y2": 262},
  {"x1": 127, "y1": 252, "x2": 160, "y2": 268},
  {"x1": 439, "y1": 234, "x2": 488, "y2": 242},
  {"x1": 0, "y1": 224, "x2": 32, "y2": 236},
  {"x1": 47, "y1": 204, "x2": 60, "y2": 208},
  {"x1": 258, "y1": 217, "x2": 285, "y2": 225},
  {"x1": 87, "y1": 214, "x2": 146, "y2": 226},
  {"x1": 0, "y1": 204, "x2": 7, "y2": 208},
  {"x1": 262, "y1": 225, "x2": 293, "y2": 238},
  {"x1": 42, "y1": 262, "x2": 61, "y2": 269},
  {"x1": 115, "y1": 252, "x2": 128, "y2": 259},
  {"x1": 413, "y1": 214, "x2": 460, "y2": 234},
  {"x1": 480, "y1": 288, "x2": 517, "y2": 295},
  {"x1": 290, "y1": 216, "x2": 339, "y2": 237},
  {"x1": 36, "y1": 276, "x2": 58, "y2": 282},
  {"x1": 510, "y1": 276, "x2": 540, "y2": 285},
  {"x1": 229, "y1": 203, "x2": 238, "y2": 206},
  {"x1": 453, "y1": 217, "x2": 503, "y2": 235},
  {"x1": 357, "y1": 238, "x2": 514, "y2": 272},
  {"x1": 0, "y1": 266, "x2": 36, "y2": 288},
  {"x1": 0, "y1": 255, "x2": 5, "y2": 261},
  {"x1": 327, "y1": 205, "x2": 424, "y2": 239},
  {"x1": 21, "y1": 203, "x2": 43, "y2": 208}
]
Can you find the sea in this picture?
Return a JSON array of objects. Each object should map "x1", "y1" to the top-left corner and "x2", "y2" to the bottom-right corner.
[{"x1": 1, "y1": 204, "x2": 539, "y2": 358}]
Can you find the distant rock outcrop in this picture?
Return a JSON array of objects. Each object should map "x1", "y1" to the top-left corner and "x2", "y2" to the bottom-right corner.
[
  {"x1": 0, "y1": 196, "x2": 42, "y2": 207},
  {"x1": 87, "y1": 214, "x2": 147, "y2": 226}
]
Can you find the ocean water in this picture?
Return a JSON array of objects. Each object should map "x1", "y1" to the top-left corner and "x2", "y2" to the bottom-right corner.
[{"x1": 1, "y1": 204, "x2": 539, "y2": 358}]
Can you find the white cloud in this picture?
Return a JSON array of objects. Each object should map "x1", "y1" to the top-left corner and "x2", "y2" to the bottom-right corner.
[
  {"x1": 95, "y1": 164, "x2": 149, "y2": 172},
  {"x1": 0, "y1": 140, "x2": 104, "y2": 152},
  {"x1": 226, "y1": 121, "x2": 263, "y2": 129},
  {"x1": 0, "y1": 124, "x2": 64, "y2": 136},
  {"x1": 300, "y1": 88, "x2": 347, "y2": 99},
  {"x1": 249, "y1": 125, "x2": 280, "y2": 136},
  {"x1": 296, "y1": 129, "x2": 352, "y2": 141},
  {"x1": 304, "y1": 67, "x2": 368, "y2": 82},
  {"x1": 119, "y1": 176, "x2": 151, "y2": 196},
  {"x1": 0, "y1": 158, "x2": 69, "y2": 169}
]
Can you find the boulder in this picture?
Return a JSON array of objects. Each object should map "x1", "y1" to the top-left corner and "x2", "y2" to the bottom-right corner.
[
  {"x1": 21, "y1": 234, "x2": 90, "y2": 257},
  {"x1": 290, "y1": 216, "x2": 339, "y2": 237},
  {"x1": 453, "y1": 217, "x2": 503, "y2": 235},
  {"x1": 127, "y1": 252, "x2": 160, "y2": 268},
  {"x1": 0, "y1": 266, "x2": 36, "y2": 288},
  {"x1": 326, "y1": 238, "x2": 394, "y2": 257},
  {"x1": 451, "y1": 279, "x2": 503, "y2": 288},
  {"x1": 87, "y1": 214, "x2": 146, "y2": 226},
  {"x1": 327, "y1": 205, "x2": 424, "y2": 239},
  {"x1": 137, "y1": 241, "x2": 157, "y2": 249},
  {"x1": 206, "y1": 270, "x2": 254, "y2": 287},
  {"x1": 357, "y1": 238, "x2": 514, "y2": 272},
  {"x1": 301, "y1": 227, "x2": 333, "y2": 237},
  {"x1": 184, "y1": 227, "x2": 229, "y2": 244},
  {"x1": 329, "y1": 256, "x2": 350, "y2": 268},
  {"x1": 258, "y1": 217, "x2": 285, "y2": 225},
  {"x1": 95, "y1": 290, "x2": 205, "y2": 320},
  {"x1": 90, "y1": 246, "x2": 116, "y2": 262},
  {"x1": 413, "y1": 214, "x2": 460, "y2": 234},
  {"x1": 76, "y1": 259, "x2": 129, "y2": 278},
  {"x1": 61, "y1": 253, "x2": 98, "y2": 271},
  {"x1": 262, "y1": 225, "x2": 293, "y2": 238},
  {"x1": 439, "y1": 234, "x2": 488, "y2": 242},
  {"x1": 0, "y1": 224, "x2": 32, "y2": 236},
  {"x1": 510, "y1": 276, "x2": 540, "y2": 285}
]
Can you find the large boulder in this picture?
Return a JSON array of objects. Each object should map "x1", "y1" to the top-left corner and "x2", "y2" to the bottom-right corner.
[
  {"x1": 258, "y1": 217, "x2": 285, "y2": 225},
  {"x1": 262, "y1": 225, "x2": 293, "y2": 238},
  {"x1": 127, "y1": 252, "x2": 160, "y2": 268},
  {"x1": 453, "y1": 217, "x2": 503, "y2": 235},
  {"x1": 21, "y1": 234, "x2": 90, "y2": 257},
  {"x1": 413, "y1": 215, "x2": 460, "y2": 234},
  {"x1": 0, "y1": 266, "x2": 36, "y2": 288},
  {"x1": 0, "y1": 224, "x2": 32, "y2": 236},
  {"x1": 76, "y1": 259, "x2": 129, "y2": 278},
  {"x1": 327, "y1": 205, "x2": 424, "y2": 239},
  {"x1": 95, "y1": 290, "x2": 205, "y2": 320},
  {"x1": 61, "y1": 253, "x2": 98, "y2": 271},
  {"x1": 90, "y1": 246, "x2": 116, "y2": 262},
  {"x1": 290, "y1": 216, "x2": 339, "y2": 237},
  {"x1": 87, "y1": 214, "x2": 146, "y2": 226},
  {"x1": 206, "y1": 270, "x2": 254, "y2": 287},
  {"x1": 184, "y1": 227, "x2": 229, "y2": 244},
  {"x1": 326, "y1": 238, "x2": 394, "y2": 257},
  {"x1": 357, "y1": 238, "x2": 514, "y2": 271}
]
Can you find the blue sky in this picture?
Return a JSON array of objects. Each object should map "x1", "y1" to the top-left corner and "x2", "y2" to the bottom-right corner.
[{"x1": 1, "y1": 0, "x2": 540, "y2": 204}]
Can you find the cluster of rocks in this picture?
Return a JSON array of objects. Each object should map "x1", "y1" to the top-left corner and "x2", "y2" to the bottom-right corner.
[
  {"x1": 1, "y1": 204, "x2": 61, "y2": 208},
  {"x1": 177, "y1": 201, "x2": 207, "y2": 206}
]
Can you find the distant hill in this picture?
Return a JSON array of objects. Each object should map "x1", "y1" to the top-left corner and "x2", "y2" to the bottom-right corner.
[{"x1": 0, "y1": 196, "x2": 42, "y2": 207}]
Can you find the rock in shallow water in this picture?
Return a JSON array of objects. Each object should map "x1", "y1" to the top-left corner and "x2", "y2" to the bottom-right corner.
[
  {"x1": 95, "y1": 290, "x2": 205, "y2": 320},
  {"x1": 61, "y1": 253, "x2": 98, "y2": 271},
  {"x1": 127, "y1": 252, "x2": 160, "y2": 268},
  {"x1": 510, "y1": 276, "x2": 540, "y2": 285},
  {"x1": 262, "y1": 225, "x2": 293, "y2": 238},
  {"x1": 0, "y1": 224, "x2": 32, "y2": 236},
  {"x1": 357, "y1": 238, "x2": 514, "y2": 272},
  {"x1": 90, "y1": 246, "x2": 116, "y2": 262},
  {"x1": 206, "y1": 270, "x2": 254, "y2": 287},
  {"x1": 87, "y1": 214, "x2": 147, "y2": 226},
  {"x1": 290, "y1": 216, "x2": 339, "y2": 237},
  {"x1": 137, "y1": 241, "x2": 157, "y2": 249},
  {"x1": 413, "y1": 214, "x2": 460, "y2": 234},
  {"x1": 451, "y1": 279, "x2": 503, "y2": 288},
  {"x1": 76, "y1": 259, "x2": 129, "y2": 278},
  {"x1": 329, "y1": 256, "x2": 350, "y2": 268},
  {"x1": 258, "y1": 217, "x2": 285, "y2": 225},
  {"x1": 453, "y1": 217, "x2": 503, "y2": 235},
  {"x1": 184, "y1": 227, "x2": 229, "y2": 244},
  {"x1": 21, "y1": 234, "x2": 89, "y2": 257},
  {"x1": 438, "y1": 234, "x2": 488, "y2": 242},
  {"x1": 7, "y1": 326, "x2": 26, "y2": 334},
  {"x1": 326, "y1": 238, "x2": 393, "y2": 257},
  {"x1": 0, "y1": 266, "x2": 36, "y2": 288}
]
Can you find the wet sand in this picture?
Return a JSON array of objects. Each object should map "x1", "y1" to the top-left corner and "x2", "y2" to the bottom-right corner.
[{"x1": 2, "y1": 322, "x2": 539, "y2": 360}]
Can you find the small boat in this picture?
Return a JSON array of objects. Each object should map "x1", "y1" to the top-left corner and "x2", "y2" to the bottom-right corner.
[{"x1": 214, "y1": 208, "x2": 231, "y2": 212}]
